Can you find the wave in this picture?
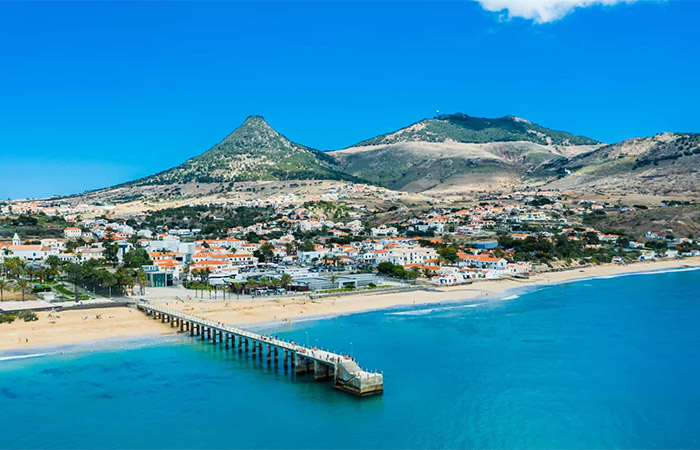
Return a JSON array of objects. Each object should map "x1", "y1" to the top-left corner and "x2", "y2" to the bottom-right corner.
[
  {"x1": 388, "y1": 302, "x2": 485, "y2": 316},
  {"x1": 0, "y1": 334, "x2": 183, "y2": 364},
  {"x1": 0, "y1": 352, "x2": 56, "y2": 362},
  {"x1": 601, "y1": 265, "x2": 700, "y2": 278}
]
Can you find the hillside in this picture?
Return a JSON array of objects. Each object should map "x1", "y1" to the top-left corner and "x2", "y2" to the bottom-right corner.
[
  {"x1": 58, "y1": 113, "x2": 698, "y2": 205},
  {"x1": 330, "y1": 113, "x2": 600, "y2": 192},
  {"x1": 130, "y1": 116, "x2": 352, "y2": 186},
  {"x1": 542, "y1": 133, "x2": 700, "y2": 196},
  {"x1": 356, "y1": 113, "x2": 599, "y2": 146}
]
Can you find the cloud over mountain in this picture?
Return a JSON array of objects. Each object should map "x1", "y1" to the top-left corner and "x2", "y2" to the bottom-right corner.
[{"x1": 475, "y1": 0, "x2": 642, "y2": 23}]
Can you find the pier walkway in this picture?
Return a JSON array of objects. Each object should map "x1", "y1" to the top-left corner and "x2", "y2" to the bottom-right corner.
[{"x1": 137, "y1": 302, "x2": 383, "y2": 396}]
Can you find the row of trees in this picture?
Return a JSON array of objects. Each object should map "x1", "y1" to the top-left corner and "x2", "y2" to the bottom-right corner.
[
  {"x1": 377, "y1": 262, "x2": 420, "y2": 280},
  {"x1": 62, "y1": 260, "x2": 148, "y2": 300}
]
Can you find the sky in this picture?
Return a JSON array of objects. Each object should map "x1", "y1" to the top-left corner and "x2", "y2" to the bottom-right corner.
[{"x1": 0, "y1": 0, "x2": 698, "y2": 199}]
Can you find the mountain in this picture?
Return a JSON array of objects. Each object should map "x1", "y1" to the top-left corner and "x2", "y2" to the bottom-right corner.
[
  {"x1": 541, "y1": 132, "x2": 700, "y2": 195},
  {"x1": 67, "y1": 113, "x2": 697, "y2": 205},
  {"x1": 329, "y1": 113, "x2": 600, "y2": 192},
  {"x1": 130, "y1": 116, "x2": 352, "y2": 186}
]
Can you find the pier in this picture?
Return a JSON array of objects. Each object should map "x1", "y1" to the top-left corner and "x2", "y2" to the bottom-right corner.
[{"x1": 137, "y1": 302, "x2": 383, "y2": 397}]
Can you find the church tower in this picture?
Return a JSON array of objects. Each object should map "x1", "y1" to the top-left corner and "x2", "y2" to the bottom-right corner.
[{"x1": 12, "y1": 232, "x2": 21, "y2": 246}]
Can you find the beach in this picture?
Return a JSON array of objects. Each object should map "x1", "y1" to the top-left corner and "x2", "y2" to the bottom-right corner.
[
  {"x1": 0, "y1": 306, "x2": 173, "y2": 352},
  {"x1": 2, "y1": 257, "x2": 699, "y2": 353}
]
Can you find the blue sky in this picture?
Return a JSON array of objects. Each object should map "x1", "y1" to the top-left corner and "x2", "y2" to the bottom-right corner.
[{"x1": 0, "y1": 0, "x2": 697, "y2": 199}]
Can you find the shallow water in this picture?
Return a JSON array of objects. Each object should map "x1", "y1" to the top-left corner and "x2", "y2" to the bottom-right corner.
[{"x1": 2, "y1": 268, "x2": 700, "y2": 449}]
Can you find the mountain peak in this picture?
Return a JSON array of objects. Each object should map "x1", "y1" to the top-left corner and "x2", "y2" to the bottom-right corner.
[
  {"x1": 219, "y1": 115, "x2": 279, "y2": 145},
  {"x1": 130, "y1": 115, "x2": 352, "y2": 185},
  {"x1": 241, "y1": 115, "x2": 269, "y2": 127}
]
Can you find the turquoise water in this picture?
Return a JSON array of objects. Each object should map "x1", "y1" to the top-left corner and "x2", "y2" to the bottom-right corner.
[{"x1": 2, "y1": 268, "x2": 700, "y2": 449}]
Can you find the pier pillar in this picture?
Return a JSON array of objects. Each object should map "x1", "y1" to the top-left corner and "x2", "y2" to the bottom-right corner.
[
  {"x1": 189, "y1": 324, "x2": 194, "y2": 336},
  {"x1": 225, "y1": 334, "x2": 229, "y2": 349},
  {"x1": 283, "y1": 351, "x2": 288, "y2": 371},
  {"x1": 245, "y1": 339, "x2": 249, "y2": 352},
  {"x1": 266, "y1": 345, "x2": 271, "y2": 365},
  {"x1": 258, "y1": 342, "x2": 263, "y2": 360},
  {"x1": 313, "y1": 362, "x2": 331, "y2": 381},
  {"x1": 274, "y1": 347, "x2": 279, "y2": 365},
  {"x1": 295, "y1": 355, "x2": 307, "y2": 375},
  {"x1": 213, "y1": 330, "x2": 217, "y2": 345},
  {"x1": 161, "y1": 314, "x2": 165, "y2": 323},
  {"x1": 252, "y1": 341, "x2": 257, "y2": 358},
  {"x1": 238, "y1": 337, "x2": 242, "y2": 353}
]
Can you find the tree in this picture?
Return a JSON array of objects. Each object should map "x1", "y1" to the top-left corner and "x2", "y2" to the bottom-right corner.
[
  {"x1": 122, "y1": 248, "x2": 152, "y2": 268},
  {"x1": 136, "y1": 269, "x2": 148, "y2": 295},
  {"x1": 437, "y1": 247, "x2": 459, "y2": 264},
  {"x1": 193, "y1": 268, "x2": 211, "y2": 284},
  {"x1": 245, "y1": 231, "x2": 260, "y2": 243},
  {"x1": 279, "y1": 273, "x2": 293, "y2": 289},
  {"x1": 298, "y1": 240, "x2": 315, "y2": 252},
  {"x1": 0, "y1": 279, "x2": 8, "y2": 301},
  {"x1": 17, "y1": 280, "x2": 30, "y2": 301},
  {"x1": 63, "y1": 263, "x2": 84, "y2": 301},
  {"x1": 102, "y1": 240, "x2": 120, "y2": 264},
  {"x1": 255, "y1": 243, "x2": 275, "y2": 262}
]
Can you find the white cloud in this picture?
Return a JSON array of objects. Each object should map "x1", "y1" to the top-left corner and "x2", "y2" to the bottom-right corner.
[{"x1": 475, "y1": 0, "x2": 643, "y2": 23}]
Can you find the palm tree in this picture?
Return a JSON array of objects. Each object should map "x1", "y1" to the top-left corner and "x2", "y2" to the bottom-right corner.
[
  {"x1": 280, "y1": 273, "x2": 292, "y2": 289},
  {"x1": 17, "y1": 280, "x2": 30, "y2": 301},
  {"x1": 0, "y1": 279, "x2": 8, "y2": 301},
  {"x1": 136, "y1": 269, "x2": 148, "y2": 295}
]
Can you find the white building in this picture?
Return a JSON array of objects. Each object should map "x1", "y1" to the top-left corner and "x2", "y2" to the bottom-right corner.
[{"x1": 64, "y1": 227, "x2": 82, "y2": 239}]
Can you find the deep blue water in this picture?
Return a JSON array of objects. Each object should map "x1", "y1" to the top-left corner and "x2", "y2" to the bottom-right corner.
[{"x1": 2, "y1": 268, "x2": 700, "y2": 449}]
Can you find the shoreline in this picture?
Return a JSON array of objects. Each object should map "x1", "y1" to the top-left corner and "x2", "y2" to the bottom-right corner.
[
  {"x1": 248, "y1": 259, "x2": 700, "y2": 329},
  {"x1": 0, "y1": 333, "x2": 182, "y2": 361},
  {"x1": 1, "y1": 257, "x2": 699, "y2": 354}
]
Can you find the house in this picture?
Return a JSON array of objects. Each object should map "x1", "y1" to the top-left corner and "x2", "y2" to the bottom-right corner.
[
  {"x1": 384, "y1": 245, "x2": 438, "y2": 266},
  {"x1": 64, "y1": 227, "x2": 82, "y2": 239},
  {"x1": 462, "y1": 254, "x2": 508, "y2": 270},
  {"x1": 0, "y1": 233, "x2": 59, "y2": 263},
  {"x1": 371, "y1": 224, "x2": 398, "y2": 237},
  {"x1": 638, "y1": 251, "x2": 657, "y2": 261}
]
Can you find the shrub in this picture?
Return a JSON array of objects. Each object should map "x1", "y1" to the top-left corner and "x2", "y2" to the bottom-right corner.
[
  {"x1": 18, "y1": 311, "x2": 38, "y2": 322},
  {"x1": 0, "y1": 313, "x2": 17, "y2": 324}
]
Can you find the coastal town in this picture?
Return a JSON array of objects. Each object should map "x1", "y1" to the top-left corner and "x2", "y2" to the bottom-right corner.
[{"x1": 1, "y1": 186, "x2": 698, "y2": 319}]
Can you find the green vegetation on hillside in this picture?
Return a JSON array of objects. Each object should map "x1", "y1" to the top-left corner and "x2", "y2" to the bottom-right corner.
[
  {"x1": 356, "y1": 113, "x2": 599, "y2": 146},
  {"x1": 130, "y1": 116, "x2": 357, "y2": 186}
]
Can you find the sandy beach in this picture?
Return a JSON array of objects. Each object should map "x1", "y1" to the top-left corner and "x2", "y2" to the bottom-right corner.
[
  {"x1": 2, "y1": 257, "x2": 699, "y2": 353},
  {"x1": 0, "y1": 306, "x2": 175, "y2": 352}
]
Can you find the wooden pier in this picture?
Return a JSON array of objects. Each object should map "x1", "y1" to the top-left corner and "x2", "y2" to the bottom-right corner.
[{"x1": 137, "y1": 302, "x2": 383, "y2": 397}]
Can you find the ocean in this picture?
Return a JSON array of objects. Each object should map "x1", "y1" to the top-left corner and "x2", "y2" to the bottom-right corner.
[{"x1": 2, "y1": 268, "x2": 700, "y2": 449}]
